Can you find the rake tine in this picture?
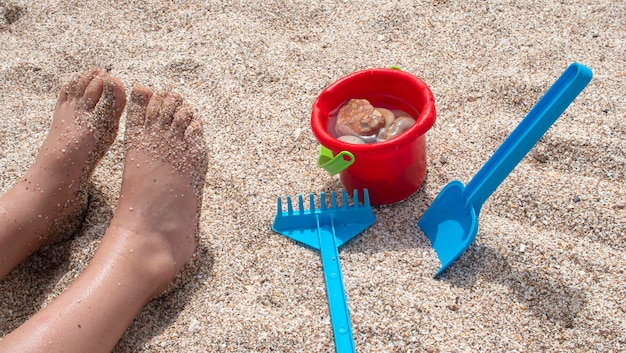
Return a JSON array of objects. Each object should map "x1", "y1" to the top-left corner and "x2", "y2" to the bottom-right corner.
[
  {"x1": 320, "y1": 192, "x2": 326, "y2": 211},
  {"x1": 341, "y1": 189, "x2": 348, "y2": 209},
  {"x1": 363, "y1": 189, "x2": 370, "y2": 207},
  {"x1": 286, "y1": 195, "x2": 294, "y2": 215},
  {"x1": 309, "y1": 193, "x2": 315, "y2": 213},
  {"x1": 352, "y1": 189, "x2": 359, "y2": 208},
  {"x1": 331, "y1": 191, "x2": 337, "y2": 209},
  {"x1": 298, "y1": 194, "x2": 305, "y2": 214},
  {"x1": 276, "y1": 197, "x2": 283, "y2": 216}
]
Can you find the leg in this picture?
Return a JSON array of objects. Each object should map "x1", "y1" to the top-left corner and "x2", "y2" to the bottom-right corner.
[
  {"x1": 0, "y1": 68, "x2": 126, "y2": 280},
  {"x1": 0, "y1": 86, "x2": 207, "y2": 353}
]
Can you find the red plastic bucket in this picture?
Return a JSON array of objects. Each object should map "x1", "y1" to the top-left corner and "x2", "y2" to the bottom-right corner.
[{"x1": 311, "y1": 68, "x2": 436, "y2": 205}]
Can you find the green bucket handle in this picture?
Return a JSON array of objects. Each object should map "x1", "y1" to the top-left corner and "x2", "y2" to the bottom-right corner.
[{"x1": 317, "y1": 145, "x2": 355, "y2": 175}]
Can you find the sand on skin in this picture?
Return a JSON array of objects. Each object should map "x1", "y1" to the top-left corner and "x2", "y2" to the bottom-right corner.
[{"x1": 0, "y1": 1, "x2": 624, "y2": 352}]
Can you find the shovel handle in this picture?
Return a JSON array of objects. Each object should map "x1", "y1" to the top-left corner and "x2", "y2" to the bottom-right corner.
[{"x1": 465, "y1": 63, "x2": 592, "y2": 210}]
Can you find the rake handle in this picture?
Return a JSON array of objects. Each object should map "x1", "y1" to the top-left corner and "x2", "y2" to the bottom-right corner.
[{"x1": 317, "y1": 215, "x2": 356, "y2": 353}]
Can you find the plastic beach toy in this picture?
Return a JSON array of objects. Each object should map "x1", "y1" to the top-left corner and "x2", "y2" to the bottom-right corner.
[
  {"x1": 311, "y1": 68, "x2": 436, "y2": 205},
  {"x1": 272, "y1": 189, "x2": 376, "y2": 353},
  {"x1": 418, "y1": 62, "x2": 593, "y2": 277}
]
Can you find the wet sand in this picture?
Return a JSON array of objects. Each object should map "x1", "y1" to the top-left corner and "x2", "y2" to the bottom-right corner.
[{"x1": 0, "y1": 1, "x2": 624, "y2": 352}]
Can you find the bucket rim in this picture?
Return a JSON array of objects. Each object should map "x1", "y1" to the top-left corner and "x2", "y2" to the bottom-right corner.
[{"x1": 311, "y1": 68, "x2": 436, "y2": 153}]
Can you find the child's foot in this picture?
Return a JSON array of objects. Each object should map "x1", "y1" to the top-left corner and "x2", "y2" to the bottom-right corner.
[
  {"x1": 105, "y1": 86, "x2": 208, "y2": 297},
  {"x1": 0, "y1": 86, "x2": 206, "y2": 353},
  {"x1": 0, "y1": 68, "x2": 126, "y2": 278}
]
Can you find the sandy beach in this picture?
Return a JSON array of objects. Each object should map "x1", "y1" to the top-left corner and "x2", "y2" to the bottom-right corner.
[{"x1": 0, "y1": 1, "x2": 624, "y2": 352}]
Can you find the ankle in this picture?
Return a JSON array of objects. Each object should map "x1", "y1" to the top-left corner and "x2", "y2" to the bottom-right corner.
[
  {"x1": 103, "y1": 226, "x2": 181, "y2": 298},
  {"x1": 0, "y1": 182, "x2": 85, "y2": 249}
]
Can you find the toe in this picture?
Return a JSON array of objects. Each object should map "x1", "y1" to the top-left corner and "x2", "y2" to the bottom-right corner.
[
  {"x1": 158, "y1": 93, "x2": 183, "y2": 129},
  {"x1": 82, "y1": 74, "x2": 105, "y2": 111},
  {"x1": 66, "y1": 67, "x2": 102, "y2": 98},
  {"x1": 184, "y1": 118, "x2": 208, "y2": 186},
  {"x1": 93, "y1": 77, "x2": 127, "y2": 123},
  {"x1": 55, "y1": 85, "x2": 71, "y2": 109},
  {"x1": 145, "y1": 91, "x2": 167, "y2": 126},
  {"x1": 126, "y1": 85, "x2": 153, "y2": 131},
  {"x1": 89, "y1": 78, "x2": 124, "y2": 147},
  {"x1": 184, "y1": 118, "x2": 205, "y2": 150},
  {"x1": 129, "y1": 85, "x2": 153, "y2": 109},
  {"x1": 108, "y1": 77, "x2": 127, "y2": 118},
  {"x1": 171, "y1": 104, "x2": 194, "y2": 136}
]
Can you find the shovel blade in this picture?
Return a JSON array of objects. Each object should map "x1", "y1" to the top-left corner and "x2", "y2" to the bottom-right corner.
[{"x1": 418, "y1": 181, "x2": 479, "y2": 276}]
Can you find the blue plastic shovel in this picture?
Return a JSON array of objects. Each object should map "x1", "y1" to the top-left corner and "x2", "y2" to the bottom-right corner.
[
  {"x1": 272, "y1": 189, "x2": 376, "y2": 353},
  {"x1": 418, "y1": 62, "x2": 592, "y2": 277}
]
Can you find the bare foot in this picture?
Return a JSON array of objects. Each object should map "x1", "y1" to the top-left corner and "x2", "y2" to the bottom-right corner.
[
  {"x1": 106, "y1": 85, "x2": 208, "y2": 297},
  {"x1": 0, "y1": 68, "x2": 126, "y2": 279},
  {"x1": 0, "y1": 87, "x2": 207, "y2": 353}
]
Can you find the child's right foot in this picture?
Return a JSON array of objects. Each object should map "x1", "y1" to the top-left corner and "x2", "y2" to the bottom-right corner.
[
  {"x1": 104, "y1": 85, "x2": 208, "y2": 297},
  {"x1": 0, "y1": 68, "x2": 126, "y2": 279}
]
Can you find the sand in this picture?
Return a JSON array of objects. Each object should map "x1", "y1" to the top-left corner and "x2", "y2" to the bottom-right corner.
[{"x1": 0, "y1": 1, "x2": 624, "y2": 352}]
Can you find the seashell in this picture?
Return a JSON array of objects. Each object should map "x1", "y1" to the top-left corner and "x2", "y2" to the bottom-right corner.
[
  {"x1": 376, "y1": 116, "x2": 416, "y2": 141},
  {"x1": 375, "y1": 108, "x2": 396, "y2": 127},
  {"x1": 335, "y1": 99, "x2": 386, "y2": 137},
  {"x1": 337, "y1": 135, "x2": 365, "y2": 144}
]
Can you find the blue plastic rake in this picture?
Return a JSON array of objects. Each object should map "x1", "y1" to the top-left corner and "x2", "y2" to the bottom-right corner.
[{"x1": 272, "y1": 189, "x2": 376, "y2": 353}]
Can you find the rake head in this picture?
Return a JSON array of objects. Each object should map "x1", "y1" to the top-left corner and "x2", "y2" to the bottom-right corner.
[{"x1": 272, "y1": 189, "x2": 376, "y2": 250}]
